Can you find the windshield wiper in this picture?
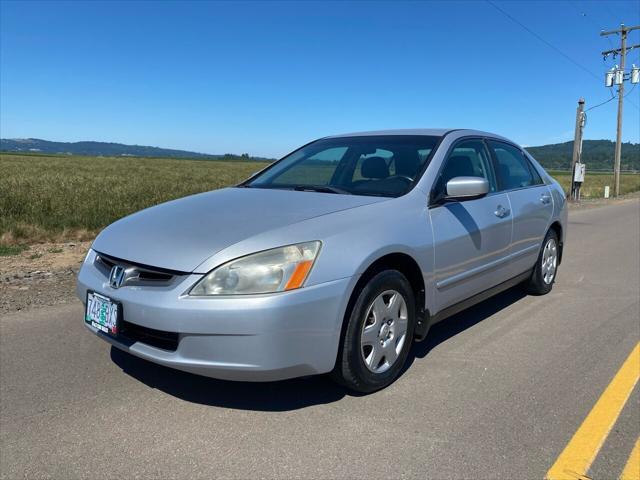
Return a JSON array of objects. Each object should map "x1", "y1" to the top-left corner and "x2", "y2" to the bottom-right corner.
[{"x1": 293, "y1": 185, "x2": 352, "y2": 195}]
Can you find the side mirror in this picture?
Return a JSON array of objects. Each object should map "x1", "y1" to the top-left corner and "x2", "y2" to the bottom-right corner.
[{"x1": 445, "y1": 176, "x2": 489, "y2": 200}]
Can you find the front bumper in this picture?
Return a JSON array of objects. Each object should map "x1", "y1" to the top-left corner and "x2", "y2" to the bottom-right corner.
[{"x1": 77, "y1": 250, "x2": 352, "y2": 381}]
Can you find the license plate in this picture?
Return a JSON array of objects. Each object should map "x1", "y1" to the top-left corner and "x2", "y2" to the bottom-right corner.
[{"x1": 85, "y1": 292, "x2": 119, "y2": 336}]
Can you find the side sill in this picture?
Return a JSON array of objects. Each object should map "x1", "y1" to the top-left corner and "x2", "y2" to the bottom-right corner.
[{"x1": 414, "y1": 269, "x2": 532, "y2": 341}]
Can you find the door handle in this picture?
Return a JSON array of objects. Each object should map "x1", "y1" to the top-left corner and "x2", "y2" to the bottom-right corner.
[
  {"x1": 494, "y1": 205, "x2": 510, "y2": 218},
  {"x1": 540, "y1": 194, "x2": 552, "y2": 205}
]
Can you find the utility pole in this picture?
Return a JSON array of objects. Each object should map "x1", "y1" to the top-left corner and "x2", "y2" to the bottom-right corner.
[
  {"x1": 601, "y1": 24, "x2": 640, "y2": 197},
  {"x1": 570, "y1": 98, "x2": 585, "y2": 201}
]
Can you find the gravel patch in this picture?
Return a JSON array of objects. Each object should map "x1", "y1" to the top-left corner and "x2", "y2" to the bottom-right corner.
[{"x1": 0, "y1": 241, "x2": 90, "y2": 314}]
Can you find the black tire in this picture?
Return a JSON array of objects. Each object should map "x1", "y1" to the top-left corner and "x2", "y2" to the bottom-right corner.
[
  {"x1": 331, "y1": 270, "x2": 416, "y2": 393},
  {"x1": 526, "y1": 229, "x2": 559, "y2": 295}
]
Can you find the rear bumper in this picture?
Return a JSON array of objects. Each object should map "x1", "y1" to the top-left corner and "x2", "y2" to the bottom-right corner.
[{"x1": 77, "y1": 250, "x2": 352, "y2": 381}]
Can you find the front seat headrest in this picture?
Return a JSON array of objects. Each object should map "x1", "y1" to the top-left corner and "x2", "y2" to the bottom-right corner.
[
  {"x1": 444, "y1": 155, "x2": 476, "y2": 181},
  {"x1": 361, "y1": 156, "x2": 390, "y2": 179}
]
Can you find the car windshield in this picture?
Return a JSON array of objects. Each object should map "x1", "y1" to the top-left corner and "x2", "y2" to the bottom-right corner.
[{"x1": 244, "y1": 135, "x2": 441, "y2": 197}]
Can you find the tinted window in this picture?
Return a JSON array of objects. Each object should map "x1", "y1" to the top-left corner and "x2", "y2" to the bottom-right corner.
[
  {"x1": 353, "y1": 148, "x2": 395, "y2": 180},
  {"x1": 434, "y1": 139, "x2": 496, "y2": 198},
  {"x1": 276, "y1": 147, "x2": 347, "y2": 185},
  {"x1": 523, "y1": 152, "x2": 544, "y2": 185},
  {"x1": 418, "y1": 148, "x2": 434, "y2": 163},
  {"x1": 248, "y1": 135, "x2": 441, "y2": 197},
  {"x1": 488, "y1": 141, "x2": 536, "y2": 190}
]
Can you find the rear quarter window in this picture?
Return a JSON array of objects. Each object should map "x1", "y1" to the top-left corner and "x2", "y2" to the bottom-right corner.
[{"x1": 523, "y1": 151, "x2": 545, "y2": 185}]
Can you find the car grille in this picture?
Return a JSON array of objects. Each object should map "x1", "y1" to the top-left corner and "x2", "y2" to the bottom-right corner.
[
  {"x1": 119, "y1": 320, "x2": 179, "y2": 352},
  {"x1": 94, "y1": 251, "x2": 186, "y2": 287}
]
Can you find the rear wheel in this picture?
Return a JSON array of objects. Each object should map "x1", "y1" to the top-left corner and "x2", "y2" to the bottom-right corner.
[
  {"x1": 526, "y1": 229, "x2": 559, "y2": 295},
  {"x1": 331, "y1": 270, "x2": 416, "y2": 393}
]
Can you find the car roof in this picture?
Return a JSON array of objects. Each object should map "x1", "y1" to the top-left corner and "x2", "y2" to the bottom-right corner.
[
  {"x1": 324, "y1": 128, "x2": 514, "y2": 143},
  {"x1": 325, "y1": 128, "x2": 452, "y2": 138}
]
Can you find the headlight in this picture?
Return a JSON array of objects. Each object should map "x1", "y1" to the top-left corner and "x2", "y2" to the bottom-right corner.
[{"x1": 189, "y1": 241, "x2": 321, "y2": 296}]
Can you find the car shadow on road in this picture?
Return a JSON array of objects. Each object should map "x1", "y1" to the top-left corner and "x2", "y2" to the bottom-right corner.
[
  {"x1": 406, "y1": 286, "x2": 527, "y2": 366},
  {"x1": 110, "y1": 286, "x2": 526, "y2": 411},
  {"x1": 110, "y1": 346, "x2": 352, "y2": 411}
]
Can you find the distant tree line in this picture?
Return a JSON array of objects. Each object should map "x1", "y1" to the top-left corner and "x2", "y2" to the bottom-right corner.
[
  {"x1": 0, "y1": 139, "x2": 273, "y2": 163},
  {"x1": 2, "y1": 138, "x2": 638, "y2": 171}
]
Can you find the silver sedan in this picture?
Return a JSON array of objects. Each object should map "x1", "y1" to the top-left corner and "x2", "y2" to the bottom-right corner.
[{"x1": 77, "y1": 129, "x2": 567, "y2": 392}]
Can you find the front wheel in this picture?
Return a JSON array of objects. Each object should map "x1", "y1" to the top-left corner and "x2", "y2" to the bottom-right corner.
[
  {"x1": 331, "y1": 270, "x2": 416, "y2": 393},
  {"x1": 526, "y1": 229, "x2": 559, "y2": 295}
]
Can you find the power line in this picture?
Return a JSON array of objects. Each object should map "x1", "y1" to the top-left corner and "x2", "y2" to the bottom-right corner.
[
  {"x1": 485, "y1": 0, "x2": 601, "y2": 81},
  {"x1": 584, "y1": 83, "x2": 638, "y2": 112},
  {"x1": 585, "y1": 95, "x2": 616, "y2": 112},
  {"x1": 603, "y1": 3, "x2": 620, "y2": 26},
  {"x1": 625, "y1": 83, "x2": 639, "y2": 109},
  {"x1": 566, "y1": 0, "x2": 615, "y2": 49}
]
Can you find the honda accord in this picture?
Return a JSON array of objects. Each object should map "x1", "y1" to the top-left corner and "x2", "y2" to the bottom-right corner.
[{"x1": 78, "y1": 129, "x2": 567, "y2": 392}]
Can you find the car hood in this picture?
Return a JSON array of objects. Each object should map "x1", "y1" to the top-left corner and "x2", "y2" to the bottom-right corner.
[{"x1": 92, "y1": 187, "x2": 387, "y2": 272}]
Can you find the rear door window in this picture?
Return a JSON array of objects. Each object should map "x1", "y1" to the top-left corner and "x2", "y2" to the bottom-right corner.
[{"x1": 488, "y1": 140, "x2": 536, "y2": 190}]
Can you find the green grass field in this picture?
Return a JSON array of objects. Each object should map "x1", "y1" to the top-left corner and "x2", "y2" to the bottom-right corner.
[
  {"x1": 549, "y1": 170, "x2": 640, "y2": 199},
  {"x1": 0, "y1": 154, "x2": 263, "y2": 244},
  {"x1": 1, "y1": 153, "x2": 638, "y2": 246}
]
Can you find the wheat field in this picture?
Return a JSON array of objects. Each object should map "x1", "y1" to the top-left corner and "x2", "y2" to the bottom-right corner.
[
  {"x1": 1, "y1": 153, "x2": 638, "y2": 246},
  {"x1": 0, "y1": 154, "x2": 262, "y2": 244}
]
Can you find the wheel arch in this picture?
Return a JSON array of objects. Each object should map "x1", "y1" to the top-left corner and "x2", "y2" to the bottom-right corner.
[{"x1": 338, "y1": 252, "x2": 427, "y2": 352}]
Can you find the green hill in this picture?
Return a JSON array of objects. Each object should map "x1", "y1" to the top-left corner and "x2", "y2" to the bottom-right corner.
[
  {"x1": 526, "y1": 140, "x2": 640, "y2": 171},
  {"x1": 0, "y1": 138, "x2": 272, "y2": 162}
]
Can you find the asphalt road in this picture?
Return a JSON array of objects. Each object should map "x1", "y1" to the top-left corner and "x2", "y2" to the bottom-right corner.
[{"x1": 2, "y1": 200, "x2": 639, "y2": 480}]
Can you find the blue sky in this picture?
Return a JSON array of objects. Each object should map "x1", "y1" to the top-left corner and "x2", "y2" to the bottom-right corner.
[{"x1": 1, "y1": 0, "x2": 639, "y2": 157}]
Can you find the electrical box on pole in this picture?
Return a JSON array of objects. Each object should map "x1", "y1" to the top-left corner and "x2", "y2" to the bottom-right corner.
[
  {"x1": 606, "y1": 68, "x2": 615, "y2": 87},
  {"x1": 573, "y1": 163, "x2": 586, "y2": 183},
  {"x1": 573, "y1": 163, "x2": 585, "y2": 201},
  {"x1": 614, "y1": 67, "x2": 625, "y2": 85},
  {"x1": 632, "y1": 65, "x2": 639, "y2": 84}
]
